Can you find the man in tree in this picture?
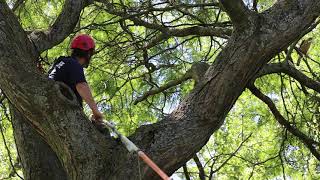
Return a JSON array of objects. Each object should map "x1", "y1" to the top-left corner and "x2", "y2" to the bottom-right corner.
[
  {"x1": 48, "y1": 34, "x2": 103, "y2": 124},
  {"x1": 2, "y1": 0, "x2": 320, "y2": 179}
]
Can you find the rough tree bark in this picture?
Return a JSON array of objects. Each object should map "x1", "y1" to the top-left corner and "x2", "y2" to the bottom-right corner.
[
  {"x1": 11, "y1": 108, "x2": 67, "y2": 180},
  {"x1": 10, "y1": 0, "x2": 92, "y2": 179},
  {"x1": 0, "y1": 0, "x2": 320, "y2": 179}
]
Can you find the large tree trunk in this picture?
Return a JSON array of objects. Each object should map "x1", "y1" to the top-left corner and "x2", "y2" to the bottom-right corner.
[
  {"x1": 11, "y1": 107, "x2": 67, "y2": 180},
  {"x1": 0, "y1": 0, "x2": 320, "y2": 179}
]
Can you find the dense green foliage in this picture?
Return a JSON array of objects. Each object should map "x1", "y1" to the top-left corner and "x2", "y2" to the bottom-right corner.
[{"x1": 1, "y1": 0, "x2": 320, "y2": 179}]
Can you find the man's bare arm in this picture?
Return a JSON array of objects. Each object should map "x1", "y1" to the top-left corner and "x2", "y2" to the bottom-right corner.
[{"x1": 76, "y1": 82, "x2": 103, "y2": 122}]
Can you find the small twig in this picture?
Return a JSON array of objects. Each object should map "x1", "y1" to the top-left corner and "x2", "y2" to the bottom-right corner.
[
  {"x1": 182, "y1": 164, "x2": 191, "y2": 180},
  {"x1": 193, "y1": 154, "x2": 206, "y2": 180}
]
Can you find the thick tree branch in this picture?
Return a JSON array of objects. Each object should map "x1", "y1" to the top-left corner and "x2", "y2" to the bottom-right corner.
[
  {"x1": 248, "y1": 85, "x2": 320, "y2": 161},
  {"x1": 10, "y1": 107, "x2": 67, "y2": 180},
  {"x1": 256, "y1": 61, "x2": 320, "y2": 93},
  {"x1": 28, "y1": 0, "x2": 92, "y2": 53},
  {"x1": 219, "y1": 0, "x2": 251, "y2": 29},
  {"x1": 0, "y1": 3, "x2": 112, "y2": 179}
]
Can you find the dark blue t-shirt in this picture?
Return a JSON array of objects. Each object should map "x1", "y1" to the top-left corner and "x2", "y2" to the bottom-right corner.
[{"x1": 48, "y1": 56, "x2": 86, "y2": 106}]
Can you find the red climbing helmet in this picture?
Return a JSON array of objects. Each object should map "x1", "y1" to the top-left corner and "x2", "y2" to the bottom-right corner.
[{"x1": 71, "y1": 34, "x2": 95, "y2": 51}]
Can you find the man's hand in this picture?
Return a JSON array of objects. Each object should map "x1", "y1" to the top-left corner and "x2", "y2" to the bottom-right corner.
[{"x1": 92, "y1": 110, "x2": 104, "y2": 123}]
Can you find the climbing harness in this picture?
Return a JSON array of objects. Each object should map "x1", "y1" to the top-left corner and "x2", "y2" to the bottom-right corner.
[{"x1": 101, "y1": 120, "x2": 171, "y2": 180}]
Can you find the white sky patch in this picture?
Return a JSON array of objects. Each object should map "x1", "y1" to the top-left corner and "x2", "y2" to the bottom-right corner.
[
  {"x1": 7, "y1": 0, "x2": 14, "y2": 8},
  {"x1": 170, "y1": 174, "x2": 183, "y2": 180},
  {"x1": 253, "y1": 115, "x2": 261, "y2": 123},
  {"x1": 267, "y1": 92, "x2": 280, "y2": 101},
  {"x1": 163, "y1": 93, "x2": 180, "y2": 114},
  {"x1": 44, "y1": 2, "x2": 54, "y2": 17}
]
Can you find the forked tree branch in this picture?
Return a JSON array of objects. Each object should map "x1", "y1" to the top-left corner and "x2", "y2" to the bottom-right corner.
[{"x1": 28, "y1": 0, "x2": 92, "y2": 53}]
